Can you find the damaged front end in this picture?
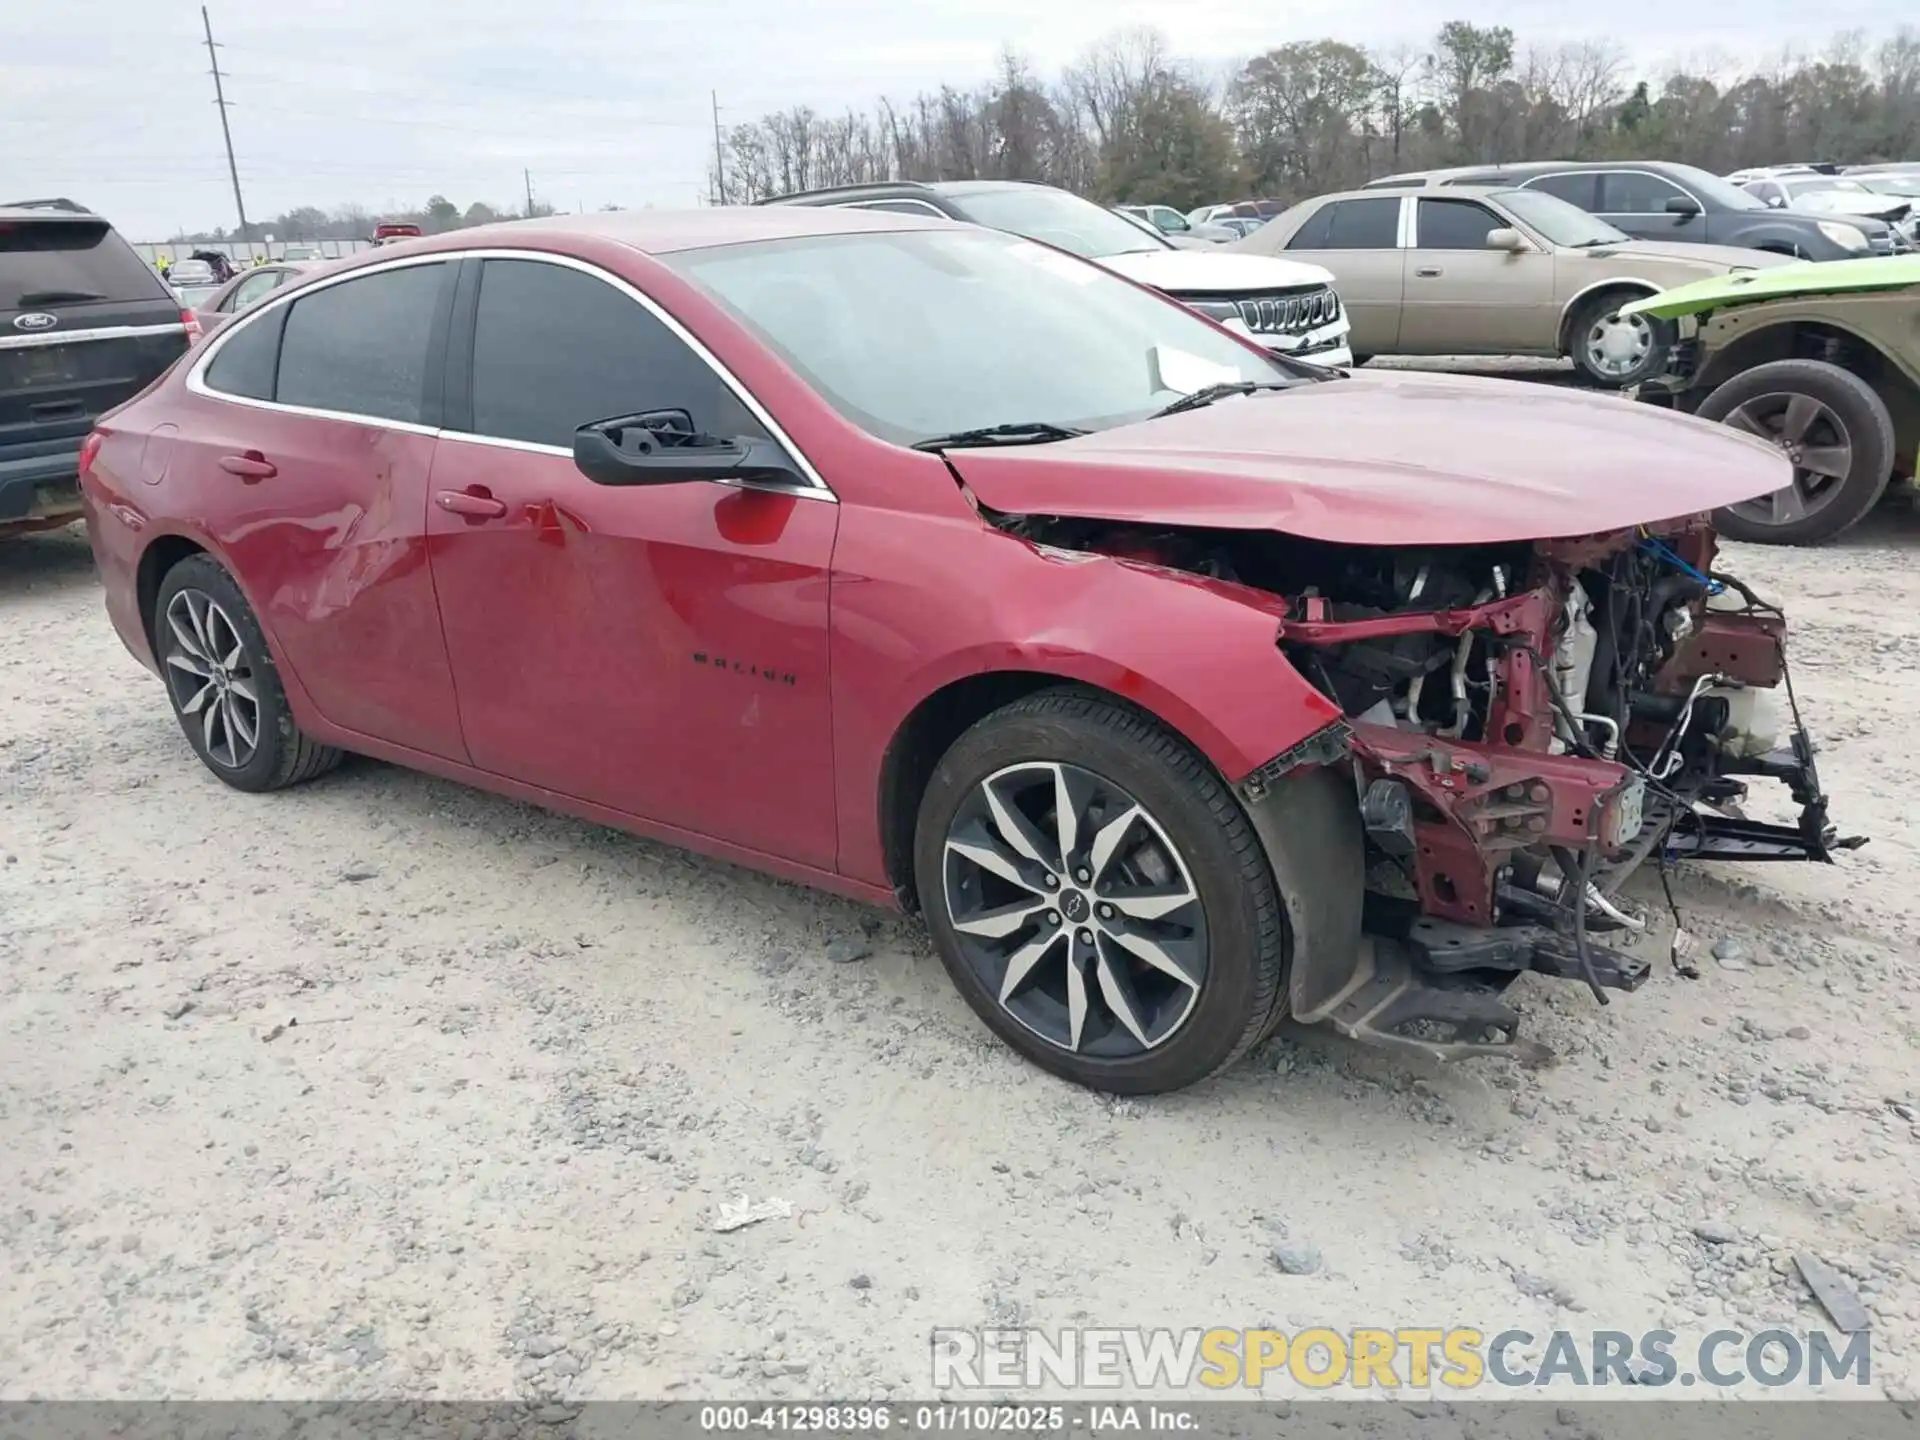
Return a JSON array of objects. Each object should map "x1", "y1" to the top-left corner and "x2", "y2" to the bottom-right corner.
[{"x1": 992, "y1": 511, "x2": 1863, "y2": 1065}]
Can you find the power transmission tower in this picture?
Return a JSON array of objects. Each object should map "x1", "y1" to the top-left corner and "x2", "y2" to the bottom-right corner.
[
  {"x1": 201, "y1": 6, "x2": 249, "y2": 240},
  {"x1": 711, "y1": 91, "x2": 728, "y2": 205}
]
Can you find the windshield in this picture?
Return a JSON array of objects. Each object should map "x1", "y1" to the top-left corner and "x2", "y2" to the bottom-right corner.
[
  {"x1": 1786, "y1": 178, "x2": 1870, "y2": 196},
  {"x1": 1860, "y1": 177, "x2": 1920, "y2": 197},
  {"x1": 1494, "y1": 189, "x2": 1629, "y2": 247},
  {"x1": 951, "y1": 187, "x2": 1170, "y2": 259},
  {"x1": 1665, "y1": 163, "x2": 1767, "y2": 211},
  {"x1": 667, "y1": 229, "x2": 1297, "y2": 447}
]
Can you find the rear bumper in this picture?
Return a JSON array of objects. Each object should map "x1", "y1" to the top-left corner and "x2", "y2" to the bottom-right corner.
[{"x1": 0, "y1": 439, "x2": 84, "y2": 527}]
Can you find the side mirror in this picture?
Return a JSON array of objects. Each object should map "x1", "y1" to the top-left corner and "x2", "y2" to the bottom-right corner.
[
  {"x1": 573, "y1": 414, "x2": 801, "y2": 488},
  {"x1": 1664, "y1": 195, "x2": 1704, "y2": 217},
  {"x1": 1485, "y1": 227, "x2": 1528, "y2": 252}
]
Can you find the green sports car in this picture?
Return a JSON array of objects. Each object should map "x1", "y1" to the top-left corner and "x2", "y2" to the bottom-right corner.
[{"x1": 1627, "y1": 255, "x2": 1920, "y2": 544}]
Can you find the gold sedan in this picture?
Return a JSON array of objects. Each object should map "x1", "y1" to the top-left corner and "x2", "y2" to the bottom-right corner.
[{"x1": 1232, "y1": 185, "x2": 1792, "y2": 387}]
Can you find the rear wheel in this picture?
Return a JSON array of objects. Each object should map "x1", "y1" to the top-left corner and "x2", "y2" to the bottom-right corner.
[
  {"x1": 1696, "y1": 359, "x2": 1895, "y2": 545},
  {"x1": 153, "y1": 554, "x2": 343, "y2": 791},
  {"x1": 912, "y1": 688, "x2": 1292, "y2": 1094},
  {"x1": 1568, "y1": 291, "x2": 1671, "y2": 389}
]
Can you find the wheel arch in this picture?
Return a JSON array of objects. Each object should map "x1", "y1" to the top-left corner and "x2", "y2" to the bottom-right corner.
[
  {"x1": 875, "y1": 666, "x2": 1309, "y2": 910},
  {"x1": 1697, "y1": 319, "x2": 1919, "y2": 475},
  {"x1": 1556, "y1": 279, "x2": 1660, "y2": 355},
  {"x1": 136, "y1": 532, "x2": 211, "y2": 658}
]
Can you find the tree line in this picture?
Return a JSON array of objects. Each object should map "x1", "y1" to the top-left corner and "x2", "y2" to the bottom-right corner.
[
  {"x1": 716, "y1": 22, "x2": 1920, "y2": 211},
  {"x1": 169, "y1": 20, "x2": 1920, "y2": 240}
]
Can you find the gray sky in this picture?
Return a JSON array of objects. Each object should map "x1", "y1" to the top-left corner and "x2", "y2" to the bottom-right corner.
[{"x1": 2, "y1": 0, "x2": 1904, "y2": 238}]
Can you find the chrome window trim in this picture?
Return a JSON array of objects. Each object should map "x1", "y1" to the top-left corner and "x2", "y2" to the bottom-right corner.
[
  {"x1": 839, "y1": 198, "x2": 947, "y2": 218},
  {"x1": 1530, "y1": 167, "x2": 1701, "y2": 217},
  {"x1": 185, "y1": 246, "x2": 836, "y2": 501},
  {"x1": 0, "y1": 321, "x2": 188, "y2": 352}
]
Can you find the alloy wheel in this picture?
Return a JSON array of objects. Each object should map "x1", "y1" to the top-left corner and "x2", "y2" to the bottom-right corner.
[
  {"x1": 1721, "y1": 391, "x2": 1854, "y2": 528},
  {"x1": 161, "y1": 588, "x2": 261, "y2": 769},
  {"x1": 942, "y1": 761, "x2": 1207, "y2": 1058},
  {"x1": 1584, "y1": 312, "x2": 1653, "y2": 379}
]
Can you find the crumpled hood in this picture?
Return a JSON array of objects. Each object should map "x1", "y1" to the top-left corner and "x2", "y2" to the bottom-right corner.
[
  {"x1": 1623, "y1": 254, "x2": 1920, "y2": 319},
  {"x1": 1097, "y1": 248, "x2": 1336, "y2": 295},
  {"x1": 946, "y1": 369, "x2": 1792, "y2": 547}
]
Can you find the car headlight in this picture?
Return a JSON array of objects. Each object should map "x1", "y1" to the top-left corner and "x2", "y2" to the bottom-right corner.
[
  {"x1": 1817, "y1": 220, "x2": 1869, "y2": 252},
  {"x1": 1184, "y1": 299, "x2": 1241, "y2": 323}
]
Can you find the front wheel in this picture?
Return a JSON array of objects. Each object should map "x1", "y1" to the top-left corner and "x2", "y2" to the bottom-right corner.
[
  {"x1": 1696, "y1": 358, "x2": 1895, "y2": 545},
  {"x1": 912, "y1": 689, "x2": 1292, "y2": 1094},
  {"x1": 153, "y1": 553, "x2": 344, "y2": 791},
  {"x1": 1569, "y1": 292, "x2": 1672, "y2": 389}
]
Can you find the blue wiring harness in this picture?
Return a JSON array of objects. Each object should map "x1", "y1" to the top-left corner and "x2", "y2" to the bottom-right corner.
[{"x1": 1637, "y1": 535, "x2": 1725, "y2": 595}]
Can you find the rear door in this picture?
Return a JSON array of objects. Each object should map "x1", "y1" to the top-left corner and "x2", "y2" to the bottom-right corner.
[
  {"x1": 176, "y1": 257, "x2": 467, "y2": 760},
  {"x1": 1398, "y1": 196, "x2": 1556, "y2": 354},
  {"x1": 1, "y1": 210, "x2": 188, "y2": 524},
  {"x1": 1278, "y1": 196, "x2": 1405, "y2": 351}
]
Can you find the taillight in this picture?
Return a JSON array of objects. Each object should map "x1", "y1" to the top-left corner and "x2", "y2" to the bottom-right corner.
[
  {"x1": 78, "y1": 431, "x2": 104, "y2": 480},
  {"x1": 181, "y1": 307, "x2": 203, "y2": 343}
]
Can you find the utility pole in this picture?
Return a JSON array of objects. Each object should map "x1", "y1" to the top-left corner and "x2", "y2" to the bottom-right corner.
[
  {"x1": 202, "y1": 6, "x2": 249, "y2": 240},
  {"x1": 711, "y1": 91, "x2": 728, "y2": 205},
  {"x1": 524, "y1": 169, "x2": 535, "y2": 217}
]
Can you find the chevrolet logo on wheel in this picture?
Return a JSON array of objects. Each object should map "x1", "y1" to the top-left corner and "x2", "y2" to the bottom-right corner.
[{"x1": 12, "y1": 313, "x2": 58, "y2": 331}]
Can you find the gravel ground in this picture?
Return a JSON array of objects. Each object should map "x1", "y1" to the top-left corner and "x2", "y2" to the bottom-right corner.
[{"x1": 4, "y1": 502, "x2": 1920, "y2": 1404}]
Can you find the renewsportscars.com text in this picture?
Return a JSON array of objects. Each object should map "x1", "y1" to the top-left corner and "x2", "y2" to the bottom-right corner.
[{"x1": 930, "y1": 1327, "x2": 1872, "y2": 1392}]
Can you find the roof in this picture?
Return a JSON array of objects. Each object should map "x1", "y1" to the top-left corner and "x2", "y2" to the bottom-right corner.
[
  {"x1": 405, "y1": 205, "x2": 957, "y2": 256},
  {"x1": 758, "y1": 179, "x2": 1046, "y2": 206},
  {"x1": 0, "y1": 199, "x2": 106, "y2": 224}
]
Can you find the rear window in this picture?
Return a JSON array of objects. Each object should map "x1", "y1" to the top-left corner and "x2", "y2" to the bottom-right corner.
[{"x1": 0, "y1": 218, "x2": 168, "y2": 310}]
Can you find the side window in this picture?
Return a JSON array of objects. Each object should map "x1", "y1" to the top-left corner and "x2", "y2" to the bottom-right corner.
[
  {"x1": 1524, "y1": 173, "x2": 1598, "y2": 210},
  {"x1": 1600, "y1": 172, "x2": 1687, "y2": 213},
  {"x1": 275, "y1": 263, "x2": 446, "y2": 424},
  {"x1": 466, "y1": 258, "x2": 766, "y2": 450},
  {"x1": 1417, "y1": 199, "x2": 1502, "y2": 249},
  {"x1": 203, "y1": 304, "x2": 286, "y2": 402},
  {"x1": 1284, "y1": 205, "x2": 1334, "y2": 250},
  {"x1": 1322, "y1": 198, "x2": 1402, "y2": 249}
]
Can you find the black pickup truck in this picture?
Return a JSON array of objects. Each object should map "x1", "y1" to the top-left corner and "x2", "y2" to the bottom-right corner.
[{"x1": 2, "y1": 199, "x2": 192, "y2": 537}]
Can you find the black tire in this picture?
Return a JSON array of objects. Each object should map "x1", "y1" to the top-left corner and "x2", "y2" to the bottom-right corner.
[
  {"x1": 1348, "y1": 355, "x2": 1373, "y2": 367},
  {"x1": 152, "y1": 553, "x2": 343, "y2": 792},
  {"x1": 912, "y1": 687, "x2": 1292, "y2": 1094},
  {"x1": 1567, "y1": 289, "x2": 1672, "y2": 389},
  {"x1": 1695, "y1": 358, "x2": 1895, "y2": 545}
]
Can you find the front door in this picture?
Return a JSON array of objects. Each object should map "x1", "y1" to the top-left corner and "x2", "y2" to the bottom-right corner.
[
  {"x1": 425, "y1": 256, "x2": 841, "y2": 868},
  {"x1": 1397, "y1": 196, "x2": 1557, "y2": 354}
]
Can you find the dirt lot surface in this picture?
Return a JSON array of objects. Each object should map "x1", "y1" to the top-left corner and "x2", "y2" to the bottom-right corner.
[{"x1": 5, "y1": 505, "x2": 1920, "y2": 1404}]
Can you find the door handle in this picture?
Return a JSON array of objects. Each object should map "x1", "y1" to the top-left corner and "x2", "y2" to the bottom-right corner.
[
  {"x1": 435, "y1": 488, "x2": 508, "y2": 519},
  {"x1": 1414, "y1": 266, "x2": 1444, "y2": 278},
  {"x1": 218, "y1": 452, "x2": 276, "y2": 481}
]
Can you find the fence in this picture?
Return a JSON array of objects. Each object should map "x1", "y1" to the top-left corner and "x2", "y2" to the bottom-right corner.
[{"x1": 130, "y1": 239, "x2": 379, "y2": 266}]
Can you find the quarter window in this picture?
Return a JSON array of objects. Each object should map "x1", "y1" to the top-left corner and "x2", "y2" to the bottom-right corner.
[
  {"x1": 1417, "y1": 199, "x2": 1502, "y2": 249},
  {"x1": 203, "y1": 304, "x2": 285, "y2": 402},
  {"x1": 466, "y1": 258, "x2": 765, "y2": 450},
  {"x1": 275, "y1": 262, "x2": 446, "y2": 424},
  {"x1": 1320, "y1": 198, "x2": 1401, "y2": 249},
  {"x1": 1600, "y1": 172, "x2": 1688, "y2": 213}
]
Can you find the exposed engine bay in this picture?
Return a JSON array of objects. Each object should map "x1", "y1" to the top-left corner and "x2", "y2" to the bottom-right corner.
[{"x1": 992, "y1": 509, "x2": 1865, "y2": 1063}]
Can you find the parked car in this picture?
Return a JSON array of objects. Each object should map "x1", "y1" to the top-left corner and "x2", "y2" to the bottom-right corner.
[
  {"x1": 762, "y1": 181, "x2": 1351, "y2": 366},
  {"x1": 279, "y1": 244, "x2": 324, "y2": 261},
  {"x1": 1625, "y1": 255, "x2": 1920, "y2": 544},
  {"x1": 1111, "y1": 207, "x2": 1218, "y2": 250},
  {"x1": 1117, "y1": 204, "x2": 1236, "y2": 243},
  {"x1": 1232, "y1": 185, "x2": 1789, "y2": 387},
  {"x1": 79, "y1": 207, "x2": 1850, "y2": 1090},
  {"x1": 1, "y1": 197, "x2": 194, "y2": 538},
  {"x1": 1364, "y1": 161, "x2": 1900, "y2": 260},
  {"x1": 188, "y1": 261, "x2": 318, "y2": 335},
  {"x1": 164, "y1": 258, "x2": 218, "y2": 289},
  {"x1": 1739, "y1": 176, "x2": 1917, "y2": 248}
]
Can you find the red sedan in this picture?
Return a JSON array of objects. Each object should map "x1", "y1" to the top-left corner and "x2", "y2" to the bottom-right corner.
[{"x1": 79, "y1": 208, "x2": 1851, "y2": 1092}]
